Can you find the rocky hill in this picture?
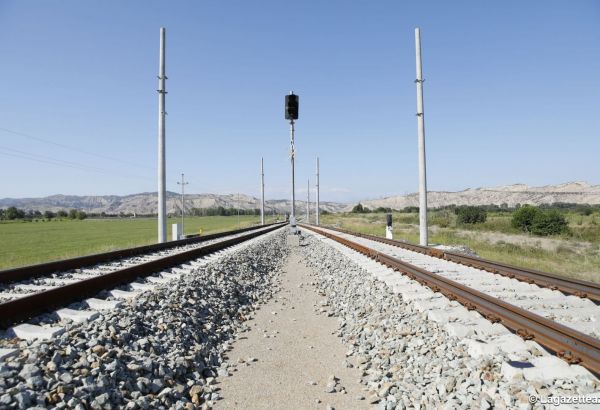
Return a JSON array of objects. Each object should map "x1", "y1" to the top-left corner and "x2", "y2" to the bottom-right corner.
[
  {"x1": 0, "y1": 192, "x2": 347, "y2": 215},
  {"x1": 3, "y1": 182, "x2": 599, "y2": 215},
  {"x1": 349, "y1": 182, "x2": 600, "y2": 211}
]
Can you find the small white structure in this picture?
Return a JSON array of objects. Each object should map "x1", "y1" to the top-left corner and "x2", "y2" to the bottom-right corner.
[
  {"x1": 386, "y1": 213, "x2": 393, "y2": 239},
  {"x1": 172, "y1": 223, "x2": 182, "y2": 241}
]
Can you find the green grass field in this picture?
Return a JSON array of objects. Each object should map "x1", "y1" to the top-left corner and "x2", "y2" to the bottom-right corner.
[
  {"x1": 0, "y1": 215, "x2": 275, "y2": 270},
  {"x1": 320, "y1": 211, "x2": 600, "y2": 283}
]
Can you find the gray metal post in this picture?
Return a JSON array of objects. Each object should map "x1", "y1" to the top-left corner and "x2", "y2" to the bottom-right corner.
[
  {"x1": 177, "y1": 173, "x2": 188, "y2": 237},
  {"x1": 415, "y1": 27, "x2": 428, "y2": 246},
  {"x1": 306, "y1": 179, "x2": 310, "y2": 223},
  {"x1": 316, "y1": 157, "x2": 320, "y2": 225},
  {"x1": 290, "y1": 119, "x2": 296, "y2": 222},
  {"x1": 260, "y1": 158, "x2": 265, "y2": 225},
  {"x1": 157, "y1": 27, "x2": 167, "y2": 243}
]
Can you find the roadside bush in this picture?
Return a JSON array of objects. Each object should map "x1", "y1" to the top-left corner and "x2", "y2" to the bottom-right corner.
[
  {"x1": 455, "y1": 206, "x2": 487, "y2": 224},
  {"x1": 511, "y1": 205, "x2": 541, "y2": 232},
  {"x1": 512, "y1": 205, "x2": 568, "y2": 236},
  {"x1": 531, "y1": 210, "x2": 568, "y2": 236},
  {"x1": 431, "y1": 210, "x2": 453, "y2": 228}
]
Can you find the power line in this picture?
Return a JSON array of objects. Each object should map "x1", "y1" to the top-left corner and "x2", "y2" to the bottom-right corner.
[
  {"x1": 0, "y1": 127, "x2": 152, "y2": 170},
  {"x1": 0, "y1": 146, "x2": 153, "y2": 181}
]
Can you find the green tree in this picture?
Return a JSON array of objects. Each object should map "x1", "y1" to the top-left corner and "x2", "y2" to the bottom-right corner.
[
  {"x1": 455, "y1": 206, "x2": 487, "y2": 224},
  {"x1": 68, "y1": 209, "x2": 78, "y2": 219},
  {"x1": 57, "y1": 210, "x2": 68, "y2": 218},
  {"x1": 76, "y1": 211, "x2": 87, "y2": 220},
  {"x1": 44, "y1": 210, "x2": 55, "y2": 220},
  {"x1": 531, "y1": 210, "x2": 568, "y2": 236},
  {"x1": 5, "y1": 207, "x2": 25, "y2": 220},
  {"x1": 511, "y1": 205, "x2": 542, "y2": 232},
  {"x1": 351, "y1": 203, "x2": 364, "y2": 213}
]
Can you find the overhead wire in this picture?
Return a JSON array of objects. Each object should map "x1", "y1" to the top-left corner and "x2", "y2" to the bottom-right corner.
[
  {"x1": 0, "y1": 127, "x2": 153, "y2": 171},
  {"x1": 0, "y1": 146, "x2": 154, "y2": 182}
]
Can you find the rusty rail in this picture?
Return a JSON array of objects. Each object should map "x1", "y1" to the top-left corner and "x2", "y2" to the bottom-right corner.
[
  {"x1": 0, "y1": 224, "x2": 285, "y2": 328},
  {"x1": 319, "y1": 225, "x2": 600, "y2": 303},
  {"x1": 301, "y1": 224, "x2": 600, "y2": 375},
  {"x1": 0, "y1": 223, "x2": 282, "y2": 285}
]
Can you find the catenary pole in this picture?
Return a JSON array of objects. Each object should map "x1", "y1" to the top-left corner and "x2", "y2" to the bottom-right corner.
[
  {"x1": 157, "y1": 27, "x2": 167, "y2": 243},
  {"x1": 260, "y1": 158, "x2": 265, "y2": 225},
  {"x1": 177, "y1": 173, "x2": 188, "y2": 238},
  {"x1": 316, "y1": 157, "x2": 320, "y2": 225},
  {"x1": 415, "y1": 27, "x2": 428, "y2": 246},
  {"x1": 307, "y1": 179, "x2": 310, "y2": 223}
]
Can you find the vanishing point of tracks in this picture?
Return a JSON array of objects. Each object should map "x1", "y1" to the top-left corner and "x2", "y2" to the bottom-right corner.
[{"x1": 300, "y1": 223, "x2": 600, "y2": 376}]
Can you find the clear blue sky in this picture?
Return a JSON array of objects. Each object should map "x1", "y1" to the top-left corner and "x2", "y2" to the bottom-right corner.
[{"x1": 1, "y1": 0, "x2": 598, "y2": 203}]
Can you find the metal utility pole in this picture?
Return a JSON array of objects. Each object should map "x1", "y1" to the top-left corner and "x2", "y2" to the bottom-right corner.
[
  {"x1": 306, "y1": 179, "x2": 310, "y2": 223},
  {"x1": 415, "y1": 27, "x2": 428, "y2": 246},
  {"x1": 157, "y1": 27, "x2": 167, "y2": 243},
  {"x1": 177, "y1": 173, "x2": 188, "y2": 237},
  {"x1": 260, "y1": 158, "x2": 265, "y2": 225},
  {"x1": 290, "y1": 119, "x2": 296, "y2": 223},
  {"x1": 316, "y1": 157, "x2": 320, "y2": 226},
  {"x1": 285, "y1": 92, "x2": 299, "y2": 232}
]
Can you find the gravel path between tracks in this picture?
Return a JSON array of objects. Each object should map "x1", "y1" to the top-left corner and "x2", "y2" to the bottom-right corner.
[
  {"x1": 298, "y1": 231, "x2": 599, "y2": 409},
  {"x1": 215, "y1": 248, "x2": 365, "y2": 410},
  {"x1": 0, "y1": 229, "x2": 287, "y2": 409}
]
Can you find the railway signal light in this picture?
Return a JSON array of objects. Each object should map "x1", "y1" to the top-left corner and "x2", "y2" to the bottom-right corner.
[{"x1": 285, "y1": 93, "x2": 299, "y2": 120}]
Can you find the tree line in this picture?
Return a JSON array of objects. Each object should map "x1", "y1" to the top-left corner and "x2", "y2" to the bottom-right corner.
[
  {"x1": 352, "y1": 202, "x2": 599, "y2": 215},
  {"x1": 0, "y1": 207, "x2": 87, "y2": 221},
  {"x1": 189, "y1": 207, "x2": 270, "y2": 217},
  {"x1": 350, "y1": 202, "x2": 578, "y2": 237}
]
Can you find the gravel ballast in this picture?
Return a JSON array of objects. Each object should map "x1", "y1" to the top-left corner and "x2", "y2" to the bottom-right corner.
[
  {"x1": 299, "y1": 232, "x2": 599, "y2": 409},
  {"x1": 0, "y1": 229, "x2": 288, "y2": 409}
]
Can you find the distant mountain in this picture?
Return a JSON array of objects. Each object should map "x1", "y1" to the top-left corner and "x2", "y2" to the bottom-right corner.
[
  {"x1": 0, "y1": 192, "x2": 348, "y2": 215},
  {"x1": 348, "y1": 182, "x2": 600, "y2": 211},
  {"x1": 3, "y1": 182, "x2": 599, "y2": 215}
]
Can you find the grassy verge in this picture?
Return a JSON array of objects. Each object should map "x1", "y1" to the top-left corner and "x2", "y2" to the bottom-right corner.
[
  {"x1": 321, "y1": 213, "x2": 600, "y2": 283},
  {"x1": 0, "y1": 214, "x2": 273, "y2": 270}
]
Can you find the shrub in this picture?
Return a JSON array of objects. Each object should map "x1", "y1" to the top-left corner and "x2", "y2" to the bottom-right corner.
[
  {"x1": 531, "y1": 210, "x2": 568, "y2": 236},
  {"x1": 351, "y1": 203, "x2": 364, "y2": 213},
  {"x1": 511, "y1": 205, "x2": 541, "y2": 232},
  {"x1": 351, "y1": 203, "x2": 371, "y2": 213},
  {"x1": 431, "y1": 210, "x2": 453, "y2": 228},
  {"x1": 455, "y1": 206, "x2": 487, "y2": 224}
]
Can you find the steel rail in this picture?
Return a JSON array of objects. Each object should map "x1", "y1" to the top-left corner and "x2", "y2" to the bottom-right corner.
[
  {"x1": 0, "y1": 223, "x2": 282, "y2": 285},
  {"x1": 301, "y1": 224, "x2": 600, "y2": 376},
  {"x1": 319, "y1": 225, "x2": 600, "y2": 303},
  {"x1": 0, "y1": 224, "x2": 285, "y2": 328}
]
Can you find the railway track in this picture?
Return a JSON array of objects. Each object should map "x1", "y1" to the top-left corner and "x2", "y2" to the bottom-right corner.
[
  {"x1": 0, "y1": 223, "x2": 285, "y2": 330},
  {"x1": 321, "y1": 225, "x2": 600, "y2": 303},
  {"x1": 300, "y1": 223, "x2": 600, "y2": 376}
]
